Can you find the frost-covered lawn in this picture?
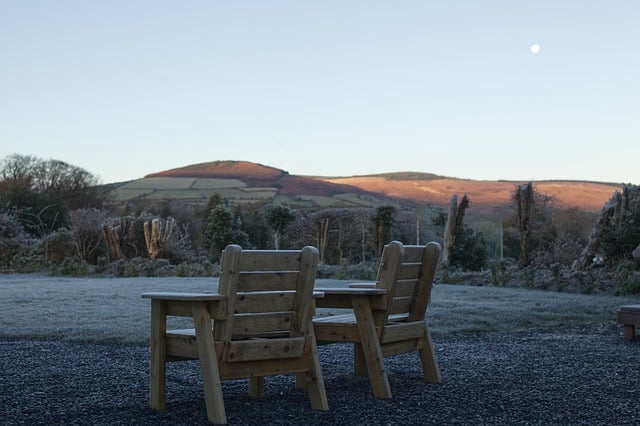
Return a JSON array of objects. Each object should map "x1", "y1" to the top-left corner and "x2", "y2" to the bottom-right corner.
[{"x1": 0, "y1": 274, "x2": 638, "y2": 344}]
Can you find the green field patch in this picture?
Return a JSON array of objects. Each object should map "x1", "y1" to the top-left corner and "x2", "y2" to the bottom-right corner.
[
  {"x1": 333, "y1": 193, "x2": 385, "y2": 207},
  {"x1": 191, "y1": 178, "x2": 247, "y2": 189},
  {"x1": 114, "y1": 188, "x2": 157, "y2": 200},
  {"x1": 135, "y1": 189, "x2": 205, "y2": 200},
  {"x1": 119, "y1": 177, "x2": 197, "y2": 190},
  {"x1": 241, "y1": 186, "x2": 277, "y2": 193}
]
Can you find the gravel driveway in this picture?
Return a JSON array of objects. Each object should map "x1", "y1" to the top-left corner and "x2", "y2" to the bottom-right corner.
[{"x1": 1, "y1": 324, "x2": 638, "y2": 425}]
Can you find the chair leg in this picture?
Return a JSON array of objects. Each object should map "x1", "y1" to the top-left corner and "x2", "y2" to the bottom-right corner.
[
  {"x1": 353, "y1": 295, "x2": 392, "y2": 399},
  {"x1": 353, "y1": 343, "x2": 367, "y2": 376},
  {"x1": 303, "y1": 327, "x2": 329, "y2": 411},
  {"x1": 248, "y1": 377, "x2": 265, "y2": 398},
  {"x1": 150, "y1": 300, "x2": 167, "y2": 410},
  {"x1": 193, "y1": 303, "x2": 226, "y2": 424},
  {"x1": 418, "y1": 327, "x2": 441, "y2": 383},
  {"x1": 295, "y1": 372, "x2": 306, "y2": 389}
]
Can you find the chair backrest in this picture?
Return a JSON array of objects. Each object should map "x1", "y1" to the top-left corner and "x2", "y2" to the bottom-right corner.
[
  {"x1": 213, "y1": 244, "x2": 319, "y2": 362},
  {"x1": 375, "y1": 241, "x2": 441, "y2": 325}
]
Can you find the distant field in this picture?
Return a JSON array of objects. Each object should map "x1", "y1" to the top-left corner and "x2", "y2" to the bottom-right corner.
[
  {"x1": 107, "y1": 161, "x2": 621, "y2": 213},
  {"x1": 121, "y1": 177, "x2": 198, "y2": 190},
  {"x1": 1, "y1": 274, "x2": 637, "y2": 345},
  {"x1": 114, "y1": 177, "x2": 279, "y2": 204}
]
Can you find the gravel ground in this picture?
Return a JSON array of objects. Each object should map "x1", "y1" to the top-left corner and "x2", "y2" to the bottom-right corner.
[{"x1": 1, "y1": 324, "x2": 639, "y2": 426}]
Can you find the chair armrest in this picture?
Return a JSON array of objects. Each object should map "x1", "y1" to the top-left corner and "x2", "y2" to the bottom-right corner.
[
  {"x1": 142, "y1": 292, "x2": 226, "y2": 301},
  {"x1": 348, "y1": 282, "x2": 376, "y2": 289}
]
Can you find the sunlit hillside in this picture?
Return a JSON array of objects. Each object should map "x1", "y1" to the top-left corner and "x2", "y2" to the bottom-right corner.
[{"x1": 109, "y1": 160, "x2": 622, "y2": 213}]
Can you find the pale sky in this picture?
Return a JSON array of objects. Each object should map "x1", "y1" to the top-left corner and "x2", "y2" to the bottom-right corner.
[{"x1": 1, "y1": 1, "x2": 638, "y2": 184}]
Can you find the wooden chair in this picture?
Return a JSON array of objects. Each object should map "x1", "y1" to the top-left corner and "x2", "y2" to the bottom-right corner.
[
  {"x1": 144, "y1": 244, "x2": 328, "y2": 424},
  {"x1": 313, "y1": 240, "x2": 442, "y2": 398}
]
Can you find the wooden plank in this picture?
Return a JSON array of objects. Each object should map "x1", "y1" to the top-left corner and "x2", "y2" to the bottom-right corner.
[
  {"x1": 304, "y1": 321, "x2": 329, "y2": 411},
  {"x1": 233, "y1": 291, "x2": 296, "y2": 313},
  {"x1": 380, "y1": 339, "x2": 420, "y2": 356},
  {"x1": 218, "y1": 355, "x2": 313, "y2": 380},
  {"x1": 380, "y1": 321, "x2": 426, "y2": 343},
  {"x1": 231, "y1": 312, "x2": 295, "y2": 336},
  {"x1": 617, "y1": 311, "x2": 640, "y2": 325},
  {"x1": 352, "y1": 294, "x2": 392, "y2": 398},
  {"x1": 248, "y1": 377, "x2": 265, "y2": 398},
  {"x1": 149, "y1": 299, "x2": 167, "y2": 410},
  {"x1": 418, "y1": 327, "x2": 442, "y2": 383},
  {"x1": 165, "y1": 332, "x2": 199, "y2": 359},
  {"x1": 393, "y1": 280, "x2": 417, "y2": 297},
  {"x1": 239, "y1": 250, "x2": 303, "y2": 270},
  {"x1": 402, "y1": 245, "x2": 426, "y2": 262},
  {"x1": 193, "y1": 302, "x2": 226, "y2": 425},
  {"x1": 314, "y1": 320, "x2": 362, "y2": 342},
  {"x1": 314, "y1": 288, "x2": 387, "y2": 310},
  {"x1": 313, "y1": 313, "x2": 356, "y2": 324},
  {"x1": 142, "y1": 292, "x2": 225, "y2": 301},
  {"x1": 237, "y1": 271, "x2": 299, "y2": 292},
  {"x1": 348, "y1": 282, "x2": 376, "y2": 288},
  {"x1": 397, "y1": 262, "x2": 421, "y2": 280},
  {"x1": 294, "y1": 247, "x2": 319, "y2": 337},
  {"x1": 388, "y1": 297, "x2": 412, "y2": 315},
  {"x1": 225, "y1": 337, "x2": 306, "y2": 362},
  {"x1": 408, "y1": 242, "x2": 440, "y2": 321}
]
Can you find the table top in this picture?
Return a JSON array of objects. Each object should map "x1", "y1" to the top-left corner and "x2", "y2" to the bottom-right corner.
[
  {"x1": 142, "y1": 290, "x2": 326, "y2": 300},
  {"x1": 315, "y1": 287, "x2": 386, "y2": 295}
]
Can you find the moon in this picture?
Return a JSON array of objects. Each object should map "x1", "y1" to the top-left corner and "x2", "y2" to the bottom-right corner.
[{"x1": 530, "y1": 43, "x2": 541, "y2": 54}]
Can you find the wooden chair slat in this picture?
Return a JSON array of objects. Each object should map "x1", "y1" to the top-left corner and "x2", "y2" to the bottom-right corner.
[
  {"x1": 231, "y1": 312, "x2": 296, "y2": 336},
  {"x1": 397, "y1": 262, "x2": 421, "y2": 280},
  {"x1": 237, "y1": 271, "x2": 299, "y2": 292},
  {"x1": 226, "y1": 337, "x2": 306, "y2": 362},
  {"x1": 388, "y1": 297, "x2": 412, "y2": 315},
  {"x1": 233, "y1": 291, "x2": 296, "y2": 313},
  {"x1": 401, "y1": 245, "x2": 426, "y2": 262},
  {"x1": 393, "y1": 280, "x2": 416, "y2": 297},
  {"x1": 238, "y1": 250, "x2": 303, "y2": 270}
]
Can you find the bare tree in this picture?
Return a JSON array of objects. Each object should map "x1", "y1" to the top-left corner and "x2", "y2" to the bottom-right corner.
[
  {"x1": 514, "y1": 183, "x2": 534, "y2": 268},
  {"x1": 441, "y1": 194, "x2": 470, "y2": 267},
  {"x1": 68, "y1": 208, "x2": 108, "y2": 262}
]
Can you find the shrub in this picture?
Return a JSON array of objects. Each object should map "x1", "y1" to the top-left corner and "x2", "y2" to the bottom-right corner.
[
  {"x1": 600, "y1": 187, "x2": 640, "y2": 261},
  {"x1": 0, "y1": 212, "x2": 36, "y2": 269},
  {"x1": 54, "y1": 257, "x2": 89, "y2": 276},
  {"x1": 489, "y1": 259, "x2": 513, "y2": 287},
  {"x1": 40, "y1": 229, "x2": 75, "y2": 264},
  {"x1": 68, "y1": 208, "x2": 109, "y2": 263},
  {"x1": 450, "y1": 226, "x2": 488, "y2": 271},
  {"x1": 617, "y1": 261, "x2": 640, "y2": 295}
]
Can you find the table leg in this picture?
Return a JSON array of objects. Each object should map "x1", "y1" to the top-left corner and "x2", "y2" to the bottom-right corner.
[
  {"x1": 623, "y1": 324, "x2": 636, "y2": 341},
  {"x1": 192, "y1": 302, "x2": 226, "y2": 424},
  {"x1": 150, "y1": 299, "x2": 167, "y2": 410},
  {"x1": 352, "y1": 295, "x2": 392, "y2": 399}
]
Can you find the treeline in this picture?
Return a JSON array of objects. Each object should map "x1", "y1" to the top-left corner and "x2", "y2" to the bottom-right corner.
[
  {"x1": 1, "y1": 154, "x2": 639, "y2": 293},
  {"x1": 0, "y1": 154, "x2": 447, "y2": 277}
]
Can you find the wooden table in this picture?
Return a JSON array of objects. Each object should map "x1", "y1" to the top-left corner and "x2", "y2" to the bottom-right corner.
[
  {"x1": 314, "y1": 287, "x2": 392, "y2": 398},
  {"x1": 141, "y1": 292, "x2": 228, "y2": 421},
  {"x1": 617, "y1": 304, "x2": 640, "y2": 341}
]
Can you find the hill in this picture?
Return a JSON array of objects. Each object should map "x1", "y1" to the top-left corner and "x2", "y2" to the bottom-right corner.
[{"x1": 110, "y1": 160, "x2": 621, "y2": 213}]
